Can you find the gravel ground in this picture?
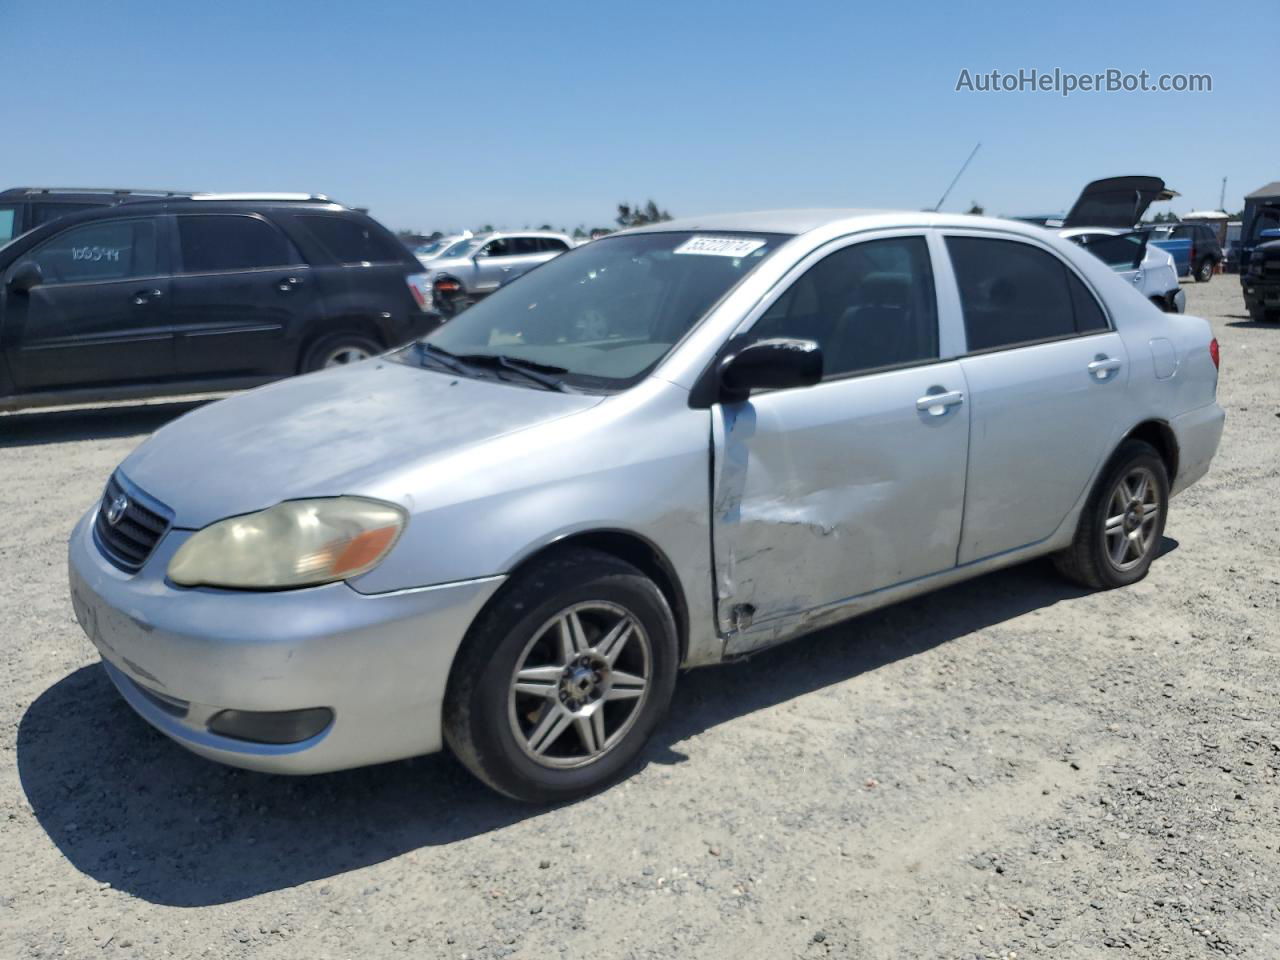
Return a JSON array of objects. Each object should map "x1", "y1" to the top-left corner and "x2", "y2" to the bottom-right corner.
[{"x1": 1, "y1": 278, "x2": 1276, "y2": 959}]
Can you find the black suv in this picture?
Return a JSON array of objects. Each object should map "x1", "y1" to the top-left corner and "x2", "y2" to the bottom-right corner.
[
  {"x1": 0, "y1": 187, "x2": 193, "y2": 247},
  {"x1": 0, "y1": 196, "x2": 434, "y2": 412}
]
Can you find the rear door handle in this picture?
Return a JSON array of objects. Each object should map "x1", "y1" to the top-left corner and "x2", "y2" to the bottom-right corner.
[
  {"x1": 916, "y1": 389, "x2": 964, "y2": 415},
  {"x1": 132, "y1": 288, "x2": 163, "y2": 306},
  {"x1": 1088, "y1": 357, "x2": 1123, "y2": 379}
]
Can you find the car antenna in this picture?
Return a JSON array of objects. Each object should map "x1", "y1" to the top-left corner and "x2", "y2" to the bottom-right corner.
[{"x1": 933, "y1": 142, "x2": 982, "y2": 212}]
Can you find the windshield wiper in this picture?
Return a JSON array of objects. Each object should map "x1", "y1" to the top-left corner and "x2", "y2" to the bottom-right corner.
[
  {"x1": 454, "y1": 353, "x2": 573, "y2": 392},
  {"x1": 415, "y1": 341, "x2": 483, "y2": 376}
]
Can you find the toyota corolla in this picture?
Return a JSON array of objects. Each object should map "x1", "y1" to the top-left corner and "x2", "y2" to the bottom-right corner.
[{"x1": 68, "y1": 210, "x2": 1224, "y2": 801}]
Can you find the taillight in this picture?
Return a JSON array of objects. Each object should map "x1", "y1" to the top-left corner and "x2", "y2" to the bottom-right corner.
[
  {"x1": 405, "y1": 273, "x2": 431, "y2": 312},
  {"x1": 1209, "y1": 338, "x2": 1220, "y2": 370}
]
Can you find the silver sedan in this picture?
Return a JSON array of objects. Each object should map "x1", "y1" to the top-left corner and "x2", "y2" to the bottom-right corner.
[{"x1": 69, "y1": 210, "x2": 1225, "y2": 801}]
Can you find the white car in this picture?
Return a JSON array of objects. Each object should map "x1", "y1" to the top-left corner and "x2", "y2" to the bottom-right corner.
[{"x1": 1060, "y1": 228, "x2": 1186, "y2": 313}]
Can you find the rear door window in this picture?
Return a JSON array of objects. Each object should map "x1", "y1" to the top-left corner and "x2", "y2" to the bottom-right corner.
[
  {"x1": 298, "y1": 215, "x2": 404, "y2": 264},
  {"x1": 177, "y1": 215, "x2": 298, "y2": 273},
  {"x1": 29, "y1": 218, "x2": 160, "y2": 284},
  {"x1": 945, "y1": 236, "x2": 1104, "y2": 351},
  {"x1": 511, "y1": 236, "x2": 541, "y2": 255}
]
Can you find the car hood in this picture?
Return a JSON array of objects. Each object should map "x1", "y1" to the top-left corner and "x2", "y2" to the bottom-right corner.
[
  {"x1": 119, "y1": 360, "x2": 603, "y2": 529},
  {"x1": 1063, "y1": 176, "x2": 1179, "y2": 229}
]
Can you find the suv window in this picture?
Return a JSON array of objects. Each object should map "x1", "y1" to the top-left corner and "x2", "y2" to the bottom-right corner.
[
  {"x1": 178, "y1": 215, "x2": 297, "y2": 273},
  {"x1": 481, "y1": 238, "x2": 512, "y2": 257},
  {"x1": 751, "y1": 236, "x2": 939, "y2": 377},
  {"x1": 946, "y1": 236, "x2": 1105, "y2": 351},
  {"x1": 30, "y1": 202, "x2": 102, "y2": 228},
  {"x1": 539, "y1": 237, "x2": 569, "y2": 253},
  {"x1": 297, "y1": 215, "x2": 403, "y2": 265},
  {"x1": 29, "y1": 218, "x2": 159, "y2": 284},
  {"x1": 0, "y1": 206, "x2": 16, "y2": 245},
  {"x1": 511, "y1": 236, "x2": 540, "y2": 255}
]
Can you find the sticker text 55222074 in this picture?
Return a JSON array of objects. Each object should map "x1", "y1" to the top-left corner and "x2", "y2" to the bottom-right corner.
[{"x1": 673, "y1": 236, "x2": 768, "y2": 257}]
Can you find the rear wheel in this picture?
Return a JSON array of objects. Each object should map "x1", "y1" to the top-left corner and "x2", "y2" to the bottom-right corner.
[
  {"x1": 1053, "y1": 440, "x2": 1169, "y2": 590},
  {"x1": 1195, "y1": 258, "x2": 1214, "y2": 283},
  {"x1": 300, "y1": 331, "x2": 382, "y2": 372},
  {"x1": 444, "y1": 548, "x2": 679, "y2": 802}
]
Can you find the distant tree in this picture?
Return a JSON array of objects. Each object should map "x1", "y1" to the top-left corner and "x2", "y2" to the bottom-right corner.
[
  {"x1": 616, "y1": 199, "x2": 672, "y2": 228},
  {"x1": 538, "y1": 223, "x2": 554, "y2": 231},
  {"x1": 966, "y1": 201, "x2": 985, "y2": 215},
  {"x1": 573, "y1": 226, "x2": 587, "y2": 239}
]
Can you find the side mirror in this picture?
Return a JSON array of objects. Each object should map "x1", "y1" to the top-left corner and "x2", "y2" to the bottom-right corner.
[
  {"x1": 7, "y1": 260, "x2": 43, "y2": 294},
  {"x1": 719, "y1": 338, "x2": 822, "y2": 403}
]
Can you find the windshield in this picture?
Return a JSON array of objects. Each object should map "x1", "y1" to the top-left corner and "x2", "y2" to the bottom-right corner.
[
  {"x1": 417, "y1": 230, "x2": 787, "y2": 389},
  {"x1": 414, "y1": 239, "x2": 450, "y2": 257},
  {"x1": 440, "y1": 238, "x2": 480, "y2": 259}
]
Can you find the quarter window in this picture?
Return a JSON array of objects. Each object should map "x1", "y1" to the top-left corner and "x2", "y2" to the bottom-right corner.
[
  {"x1": 539, "y1": 237, "x2": 569, "y2": 253},
  {"x1": 750, "y1": 236, "x2": 939, "y2": 378},
  {"x1": 29, "y1": 219, "x2": 159, "y2": 284},
  {"x1": 0, "y1": 206, "x2": 16, "y2": 245},
  {"x1": 178, "y1": 215, "x2": 297, "y2": 273},
  {"x1": 946, "y1": 237, "x2": 1105, "y2": 351},
  {"x1": 297, "y1": 215, "x2": 403, "y2": 264}
]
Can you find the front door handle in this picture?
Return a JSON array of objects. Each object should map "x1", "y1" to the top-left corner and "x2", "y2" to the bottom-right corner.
[
  {"x1": 916, "y1": 389, "x2": 964, "y2": 416},
  {"x1": 276, "y1": 276, "x2": 302, "y2": 292},
  {"x1": 133, "y1": 288, "x2": 163, "y2": 306},
  {"x1": 1088, "y1": 356, "x2": 1123, "y2": 379}
]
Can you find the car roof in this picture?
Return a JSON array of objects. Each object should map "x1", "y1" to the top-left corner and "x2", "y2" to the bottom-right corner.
[
  {"x1": 482, "y1": 230, "x2": 572, "y2": 240},
  {"x1": 617, "y1": 208, "x2": 1064, "y2": 240}
]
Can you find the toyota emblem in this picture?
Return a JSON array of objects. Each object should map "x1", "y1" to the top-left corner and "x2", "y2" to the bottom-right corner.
[{"x1": 106, "y1": 494, "x2": 129, "y2": 526}]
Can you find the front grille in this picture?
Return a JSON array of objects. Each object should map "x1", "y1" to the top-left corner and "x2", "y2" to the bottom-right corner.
[{"x1": 93, "y1": 473, "x2": 172, "y2": 573}]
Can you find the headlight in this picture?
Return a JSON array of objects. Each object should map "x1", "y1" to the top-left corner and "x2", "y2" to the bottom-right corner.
[{"x1": 168, "y1": 497, "x2": 406, "y2": 589}]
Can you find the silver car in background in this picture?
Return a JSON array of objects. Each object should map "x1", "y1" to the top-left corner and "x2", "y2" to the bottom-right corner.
[
  {"x1": 422, "y1": 229, "x2": 574, "y2": 317},
  {"x1": 69, "y1": 210, "x2": 1224, "y2": 801}
]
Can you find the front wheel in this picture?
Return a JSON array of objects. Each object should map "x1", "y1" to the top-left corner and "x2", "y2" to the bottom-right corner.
[
  {"x1": 1053, "y1": 440, "x2": 1169, "y2": 590},
  {"x1": 444, "y1": 549, "x2": 679, "y2": 802}
]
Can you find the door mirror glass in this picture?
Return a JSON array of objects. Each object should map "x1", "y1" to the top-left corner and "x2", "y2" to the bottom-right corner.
[
  {"x1": 719, "y1": 337, "x2": 822, "y2": 402},
  {"x1": 7, "y1": 260, "x2": 44, "y2": 293}
]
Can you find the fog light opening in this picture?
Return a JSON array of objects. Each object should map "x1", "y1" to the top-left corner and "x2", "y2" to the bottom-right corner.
[{"x1": 207, "y1": 707, "x2": 334, "y2": 745}]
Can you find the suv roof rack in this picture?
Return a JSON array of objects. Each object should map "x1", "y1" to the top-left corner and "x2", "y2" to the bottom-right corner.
[
  {"x1": 1, "y1": 187, "x2": 193, "y2": 199},
  {"x1": 187, "y1": 192, "x2": 334, "y2": 203}
]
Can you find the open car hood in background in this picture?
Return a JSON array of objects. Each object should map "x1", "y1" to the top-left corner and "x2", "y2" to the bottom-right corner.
[{"x1": 1062, "y1": 176, "x2": 1179, "y2": 229}]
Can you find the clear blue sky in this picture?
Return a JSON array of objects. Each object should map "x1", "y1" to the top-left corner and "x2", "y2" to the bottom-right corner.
[{"x1": 4, "y1": 0, "x2": 1274, "y2": 234}]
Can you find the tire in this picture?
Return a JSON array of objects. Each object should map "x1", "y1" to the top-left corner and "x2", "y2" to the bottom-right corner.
[
  {"x1": 444, "y1": 548, "x2": 679, "y2": 803},
  {"x1": 1053, "y1": 440, "x2": 1169, "y2": 590},
  {"x1": 300, "y1": 331, "x2": 382, "y2": 373},
  {"x1": 1195, "y1": 258, "x2": 1214, "y2": 283},
  {"x1": 1150, "y1": 296, "x2": 1171, "y2": 313}
]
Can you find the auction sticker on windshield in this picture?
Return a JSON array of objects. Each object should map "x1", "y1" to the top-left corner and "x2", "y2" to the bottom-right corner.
[{"x1": 673, "y1": 236, "x2": 768, "y2": 257}]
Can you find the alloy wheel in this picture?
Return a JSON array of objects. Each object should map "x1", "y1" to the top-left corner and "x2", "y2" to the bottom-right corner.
[
  {"x1": 323, "y1": 346, "x2": 372, "y2": 367},
  {"x1": 507, "y1": 601, "x2": 651, "y2": 769},
  {"x1": 1102, "y1": 466, "x2": 1162, "y2": 571}
]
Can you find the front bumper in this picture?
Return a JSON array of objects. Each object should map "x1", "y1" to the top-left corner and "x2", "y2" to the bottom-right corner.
[{"x1": 68, "y1": 508, "x2": 504, "y2": 774}]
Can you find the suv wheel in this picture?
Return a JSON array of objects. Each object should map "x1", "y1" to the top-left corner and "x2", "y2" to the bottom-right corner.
[
  {"x1": 301, "y1": 332, "x2": 382, "y2": 372},
  {"x1": 1053, "y1": 439, "x2": 1169, "y2": 590},
  {"x1": 1195, "y1": 258, "x2": 1214, "y2": 283},
  {"x1": 444, "y1": 548, "x2": 679, "y2": 802}
]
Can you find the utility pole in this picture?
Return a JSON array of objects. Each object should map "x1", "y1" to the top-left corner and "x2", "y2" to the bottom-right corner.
[{"x1": 1220, "y1": 177, "x2": 1227, "y2": 212}]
